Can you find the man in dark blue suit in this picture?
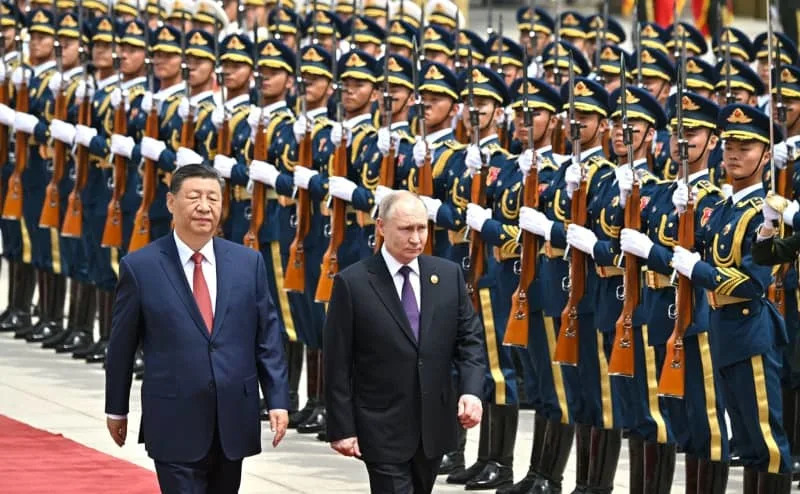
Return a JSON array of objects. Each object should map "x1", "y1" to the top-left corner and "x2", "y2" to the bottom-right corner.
[{"x1": 105, "y1": 164, "x2": 290, "y2": 493}]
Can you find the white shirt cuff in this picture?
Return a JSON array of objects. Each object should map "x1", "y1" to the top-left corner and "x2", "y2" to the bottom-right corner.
[{"x1": 107, "y1": 413, "x2": 127, "y2": 420}]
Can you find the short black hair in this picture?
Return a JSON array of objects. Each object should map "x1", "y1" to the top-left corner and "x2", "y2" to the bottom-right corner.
[{"x1": 169, "y1": 164, "x2": 224, "y2": 194}]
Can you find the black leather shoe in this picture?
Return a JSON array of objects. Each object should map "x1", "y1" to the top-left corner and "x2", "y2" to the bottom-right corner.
[
  {"x1": 289, "y1": 399, "x2": 317, "y2": 429},
  {"x1": 55, "y1": 330, "x2": 91, "y2": 353},
  {"x1": 41, "y1": 326, "x2": 74, "y2": 348},
  {"x1": 437, "y1": 450, "x2": 465, "y2": 476},
  {"x1": 447, "y1": 460, "x2": 487, "y2": 484},
  {"x1": 316, "y1": 430, "x2": 327, "y2": 442},
  {"x1": 74, "y1": 340, "x2": 100, "y2": 359},
  {"x1": 297, "y1": 406, "x2": 326, "y2": 434},
  {"x1": 85, "y1": 341, "x2": 108, "y2": 363},
  {"x1": 14, "y1": 319, "x2": 44, "y2": 339},
  {"x1": 464, "y1": 461, "x2": 513, "y2": 490},
  {"x1": 0, "y1": 310, "x2": 31, "y2": 332},
  {"x1": 496, "y1": 472, "x2": 540, "y2": 494},
  {"x1": 26, "y1": 321, "x2": 63, "y2": 343}
]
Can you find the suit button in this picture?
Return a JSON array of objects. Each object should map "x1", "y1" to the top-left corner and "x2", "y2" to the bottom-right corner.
[
  {"x1": 742, "y1": 308, "x2": 750, "y2": 316},
  {"x1": 208, "y1": 381, "x2": 215, "y2": 390}
]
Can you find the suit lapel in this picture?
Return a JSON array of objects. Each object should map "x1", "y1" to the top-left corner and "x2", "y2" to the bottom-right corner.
[
  {"x1": 159, "y1": 235, "x2": 211, "y2": 340},
  {"x1": 418, "y1": 256, "x2": 437, "y2": 346},
  {"x1": 367, "y1": 254, "x2": 418, "y2": 347},
  {"x1": 210, "y1": 238, "x2": 231, "y2": 340}
]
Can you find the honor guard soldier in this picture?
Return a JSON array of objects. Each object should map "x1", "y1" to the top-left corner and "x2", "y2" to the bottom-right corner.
[
  {"x1": 326, "y1": 50, "x2": 380, "y2": 266},
  {"x1": 192, "y1": 0, "x2": 229, "y2": 36},
  {"x1": 454, "y1": 30, "x2": 488, "y2": 73},
  {"x1": 40, "y1": 11, "x2": 94, "y2": 352},
  {"x1": 303, "y1": 11, "x2": 343, "y2": 65},
  {"x1": 713, "y1": 26, "x2": 755, "y2": 65},
  {"x1": 498, "y1": 76, "x2": 576, "y2": 494},
  {"x1": 714, "y1": 59, "x2": 765, "y2": 107},
  {"x1": 622, "y1": 91, "x2": 730, "y2": 492},
  {"x1": 672, "y1": 104, "x2": 792, "y2": 491},
  {"x1": 425, "y1": 0, "x2": 460, "y2": 34},
  {"x1": 11, "y1": 8, "x2": 66, "y2": 344},
  {"x1": 594, "y1": 44, "x2": 628, "y2": 94},
  {"x1": 113, "y1": 0, "x2": 139, "y2": 23},
  {"x1": 334, "y1": 0, "x2": 355, "y2": 24},
  {"x1": 753, "y1": 32, "x2": 798, "y2": 111},
  {"x1": 144, "y1": 0, "x2": 168, "y2": 30},
  {"x1": 348, "y1": 15, "x2": 384, "y2": 58},
  {"x1": 584, "y1": 14, "x2": 625, "y2": 57},
  {"x1": 558, "y1": 77, "x2": 621, "y2": 493},
  {"x1": 447, "y1": 65, "x2": 520, "y2": 490},
  {"x1": 267, "y1": 6, "x2": 299, "y2": 51},
  {"x1": 289, "y1": 44, "x2": 338, "y2": 437},
  {"x1": 487, "y1": 35, "x2": 525, "y2": 89},
  {"x1": 0, "y1": 1, "x2": 35, "y2": 334},
  {"x1": 539, "y1": 41, "x2": 590, "y2": 89},
  {"x1": 665, "y1": 22, "x2": 707, "y2": 61},
  {"x1": 166, "y1": 0, "x2": 194, "y2": 32},
  {"x1": 516, "y1": 6, "x2": 554, "y2": 59},
  {"x1": 630, "y1": 47, "x2": 674, "y2": 180},
  {"x1": 422, "y1": 25, "x2": 455, "y2": 71},
  {"x1": 684, "y1": 56, "x2": 715, "y2": 100},
  {"x1": 389, "y1": 0, "x2": 421, "y2": 30},
  {"x1": 558, "y1": 11, "x2": 586, "y2": 53},
  {"x1": 639, "y1": 22, "x2": 670, "y2": 54},
  {"x1": 385, "y1": 19, "x2": 415, "y2": 59}
]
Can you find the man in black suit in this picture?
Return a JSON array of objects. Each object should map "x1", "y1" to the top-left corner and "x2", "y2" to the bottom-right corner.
[{"x1": 323, "y1": 190, "x2": 486, "y2": 493}]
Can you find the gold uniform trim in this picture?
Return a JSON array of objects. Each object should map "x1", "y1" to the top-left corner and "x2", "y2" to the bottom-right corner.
[
  {"x1": 597, "y1": 331, "x2": 614, "y2": 429},
  {"x1": 49, "y1": 227, "x2": 61, "y2": 274},
  {"x1": 544, "y1": 315, "x2": 570, "y2": 424},
  {"x1": 110, "y1": 247, "x2": 119, "y2": 278},
  {"x1": 480, "y1": 287, "x2": 506, "y2": 405},
  {"x1": 751, "y1": 354, "x2": 782, "y2": 473},
  {"x1": 270, "y1": 241, "x2": 297, "y2": 342},
  {"x1": 642, "y1": 325, "x2": 668, "y2": 443},
  {"x1": 697, "y1": 332, "x2": 723, "y2": 461},
  {"x1": 20, "y1": 218, "x2": 31, "y2": 264}
]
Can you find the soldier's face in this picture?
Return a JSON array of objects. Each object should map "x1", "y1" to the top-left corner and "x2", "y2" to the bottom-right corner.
[
  {"x1": 716, "y1": 88, "x2": 756, "y2": 106},
  {"x1": 669, "y1": 126, "x2": 717, "y2": 165},
  {"x1": 421, "y1": 91, "x2": 456, "y2": 128},
  {"x1": 463, "y1": 96, "x2": 500, "y2": 132},
  {"x1": 781, "y1": 98, "x2": 800, "y2": 134},
  {"x1": 258, "y1": 66, "x2": 292, "y2": 99},
  {"x1": 611, "y1": 118, "x2": 653, "y2": 158},
  {"x1": 29, "y1": 33, "x2": 54, "y2": 62},
  {"x1": 513, "y1": 108, "x2": 552, "y2": 144},
  {"x1": 576, "y1": 110, "x2": 606, "y2": 145},
  {"x1": 303, "y1": 73, "x2": 332, "y2": 107},
  {"x1": 388, "y1": 84, "x2": 411, "y2": 115},
  {"x1": 2, "y1": 27, "x2": 13, "y2": 51},
  {"x1": 317, "y1": 34, "x2": 335, "y2": 54},
  {"x1": 603, "y1": 74, "x2": 621, "y2": 94},
  {"x1": 92, "y1": 41, "x2": 113, "y2": 71},
  {"x1": 497, "y1": 64, "x2": 520, "y2": 88},
  {"x1": 641, "y1": 76, "x2": 669, "y2": 105},
  {"x1": 723, "y1": 139, "x2": 769, "y2": 180},
  {"x1": 280, "y1": 33, "x2": 297, "y2": 51},
  {"x1": 153, "y1": 51, "x2": 181, "y2": 81},
  {"x1": 425, "y1": 50, "x2": 450, "y2": 68},
  {"x1": 341, "y1": 78, "x2": 376, "y2": 113},
  {"x1": 389, "y1": 43, "x2": 411, "y2": 59},
  {"x1": 355, "y1": 41, "x2": 380, "y2": 57},
  {"x1": 120, "y1": 44, "x2": 146, "y2": 76},
  {"x1": 222, "y1": 61, "x2": 251, "y2": 91},
  {"x1": 59, "y1": 37, "x2": 80, "y2": 68},
  {"x1": 193, "y1": 21, "x2": 214, "y2": 35},
  {"x1": 187, "y1": 55, "x2": 213, "y2": 88},
  {"x1": 756, "y1": 58, "x2": 770, "y2": 88}
]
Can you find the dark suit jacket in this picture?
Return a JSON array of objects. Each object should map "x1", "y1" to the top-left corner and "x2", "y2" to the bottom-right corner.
[
  {"x1": 753, "y1": 231, "x2": 800, "y2": 265},
  {"x1": 105, "y1": 234, "x2": 290, "y2": 463},
  {"x1": 323, "y1": 253, "x2": 486, "y2": 463}
]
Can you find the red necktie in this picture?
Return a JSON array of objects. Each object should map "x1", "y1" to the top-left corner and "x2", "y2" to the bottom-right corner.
[{"x1": 191, "y1": 252, "x2": 213, "y2": 333}]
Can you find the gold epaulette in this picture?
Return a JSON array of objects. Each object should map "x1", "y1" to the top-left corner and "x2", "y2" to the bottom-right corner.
[
  {"x1": 694, "y1": 179, "x2": 721, "y2": 204},
  {"x1": 735, "y1": 196, "x2": 764, "y2": 209},
  {"x1": 487, "y1": 142, "x2": 510, "y2": 157},
  {"x1": 443, "y1": 140, "x2": 467, "y2": 151}
]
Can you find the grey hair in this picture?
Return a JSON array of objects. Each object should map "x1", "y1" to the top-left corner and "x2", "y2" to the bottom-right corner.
[
  {"x1": 377, "y1": 190, "x2": 426, "y2": 222},
  {"x1": 169, "y1": 164, "x2": 225, "y2": 194}
]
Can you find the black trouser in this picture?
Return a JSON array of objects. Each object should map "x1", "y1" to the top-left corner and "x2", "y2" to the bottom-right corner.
[{"x1": 365, "y1": 443, "x2": 442, "y2": 494}]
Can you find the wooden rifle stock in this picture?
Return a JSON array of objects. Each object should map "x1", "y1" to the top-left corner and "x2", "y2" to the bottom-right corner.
[
  {"x1": 284, "y1": 131, "x2": 313, "y2": 292},
  {"x1": 61, "y1": 93, "x2": 92, "y2": 237},
  {"x1": 503, "y1": 166, "x2": 539, "y2": 347},
  {"x1": 40, "y1": 87, "x2": 68, "y2": 228},
  {"x1": 552, "y1": 118, "x2": 566, "y2": 155},
  {"x1": 180, "y1": 108, "x2": 194, "y2": 149},
  {"x1": 768, "y1": 159, "x2": 794, "y2": 316},
  {"x1": 315, "y1": 133, "x2": 347, "y2": 302},
  {"x1": 419, "y1": 146, "x2": 434, "y2": 255},
  {"x1": 0, "y1": 77, "x2": 8, "y2": 206},
  {"x1": 2, "y1": 80, "x2": 28, "y2": 220},
  {"x1": 455, "y1": 118, "x2": 468, "y2": 144},
  {"x1": 554, "y1": 179, "x2": 587, "y2": 366},
  {"x1": 128, "y1": 106, "x2": 159, "y2": 252},
  {"x1": 372, "y1": 142, "x2": 396, "y2": 252},
  {"x1": 101, "y1": 103, "x2": 128, "y2": 248},
  {"x1": 242, "y1": 119, "x2": 266, "y2": 251},
  {"x1": 608, "y1": 180, "x2": 640, "y2": 377},
  {"x1": 217, "y1": 113, "x2": 231, "y2": 233},
  {"x1": 466, "y1": 166, "x2": 488, "y2": 312},
  {"x1": 658, "y1": 200, "x2": 695, "y2": 398}
]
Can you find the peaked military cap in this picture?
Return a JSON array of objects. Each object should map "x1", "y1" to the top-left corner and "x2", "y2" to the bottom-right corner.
[
  {"x1": 718, "y1": 103, "x2": 782, "y2": 145},
  {"x1": 167, "y1": 0, "x2": 195, "y2": 22},
  {"x1": 559, "y1": 77, "x2": 609, "y2": 116},
  {"x1": 541, "y1": 41, "x2": 590, "y2": 77},
  {"x1": 380, "y1": 53, "x2": 413, "y2": 90},
  {"x1": 257, "y1": 39, "x2": 295, "y2": 72},
  {"x1": 386, "y1": 19, "x2": 416, "y2": 50},
  {"x1": 753, "y1": 32, "x2": 798, "y2": 65},
  {"x1": 300, "y1": 45, "x2": 333, "y2": 80},
  {"x1": 585, "y1": 14, "x2": 626, "y2": 45},
  {"x1": 610, "y1": 84, "x2": 666, "y2": 128},
  {"x1": 773, "y1": 64, "x2": 800, "y2": 99},
  {"x1": 487, "y1": 35, "x2": 524, "y2": 68},
  {"x1": 119, "y1": 20, "x2": 147, "y2": 48},
  {"x1": 666, "y1": 22, "x2": 707, "y2": 55},
  {"x1": 683, "y1": 56, "x2": 715, "y2": 92},
  {"x1": 28, "y1": 8, "x2": 55, "y2": 36},
  {"x1": 338, "y1": 49, "x2": 380, "y2": 83},
  {"x1": 509, "y1": 77, "x2": 561, "y2": 114},
  {"x1": 631, "y1": 47, "x2": 675, "y2": 82},
  {"x1": 713, "y1": 27, "x2": 754, "y2": 62},
  {"x1": 350, "y1": 15, "x2": 384, "y2": 46},
  {"x1": 220, "y1": 33, "x2": 255, "y2": 66},
  {"x1": 559, "y1": 11, "x2": 586, "y2": 39},
  {"x1": 455, "y1": 29, "x2": 487, "y2": 62},
  {"x1": 304, "y1": 10, "x2": 342, "y2": 37},
  {"x1": 152, "y1": 24, "x2": 182, "y2": 54},
  {"x1": 714, "y1": 58, "x2": 765, "y2": 95},
  {"x1": 91, "y1": 16, "x2": 115, "y2": 44},
  {"x1": 56, "y1": 12, "x2": 88, "y2": 41},
  {"x1": 458, "y1": 65, "x2": 509, "y2": 106},
  {"x1": 0, "y1": 1, "x2": 23, "y2": 28},
  {"x1": 268, "y1": 6, "x2": 299, "y2": 36},
  {"x1": 667, "y1": 91, "x2": 719, "y2": 130},
  {"x1": 596, "y1": 44, "x2": 629, "y2": 76},
  {"x1": 516, "y1": 6, "x2": 554, "y2": 35},
  {"x1": 639, "y1": 22, "x2": 669, "y2": 54},
  {"x1": 419, "y1": 61, "x2": 458, "y2": 100},
  {"x1": 186, "y1": 29, "x2": 215, "y2": 61},
  {"x1": 422, "y1": 24, "x2": 455, "y2": 56}
]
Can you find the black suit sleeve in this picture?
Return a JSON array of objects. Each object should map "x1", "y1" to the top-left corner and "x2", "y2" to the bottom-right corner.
[
  {"x1": 105, "y1": 258, "x2": 143, "y2": 415},
  {"x1": 752, "y1": 231, "x2": 800, "y2": 265},
  {"x1": 323, "y1": 274, "x2": 356, "y2": 442},
  {"x1": 453, "y1": 264, "x2": 486, "y2": 398},
  {"x1": 255, "y1": 252, "x2": 291, "y2": 411}
]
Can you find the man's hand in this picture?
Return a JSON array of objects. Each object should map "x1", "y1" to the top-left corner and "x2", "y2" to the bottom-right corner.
[
  {"x1": 331, "y1": 436, "x2": 362, "y2": 457},
  {"x1": 457, "y1": 394, "x2": 482, "y2": 429},
  {"x1": 107, "y1": 416, "x2": 128, "y2": 447},
  {"x1": 268, "y1": 409, "x2": 289, "y2": 447}
]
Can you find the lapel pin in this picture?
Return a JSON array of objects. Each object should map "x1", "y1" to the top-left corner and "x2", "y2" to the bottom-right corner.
[{"x1": 430, "y1": 274, "x2": 439, "y2": 285}]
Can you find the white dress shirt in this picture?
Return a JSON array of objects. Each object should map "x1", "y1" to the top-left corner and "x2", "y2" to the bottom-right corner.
[
  {"x1": 174, "y1": 231, "x2": 217, "y2": 315},
  {"x1": 381, "y1": 246, "x2": 420, "y2": 311}
]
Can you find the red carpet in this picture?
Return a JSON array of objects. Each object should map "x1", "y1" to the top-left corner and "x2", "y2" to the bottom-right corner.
[{"x1": 0, "y1": 414, "x2": 159, "y2": 493}]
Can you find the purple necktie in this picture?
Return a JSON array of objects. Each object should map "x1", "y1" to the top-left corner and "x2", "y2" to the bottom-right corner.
[{"x1": 399, "y1": 265, "x2": 419, "y2": 341}]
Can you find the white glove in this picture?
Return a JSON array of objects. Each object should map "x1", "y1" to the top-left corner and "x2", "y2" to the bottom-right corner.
[
  {"x1": 49, "y1": 119, "x2": 76, "y2": 145},
  {"x1": 330, "y1": 122, "x2": 344, "y2": 145},
  {"x1": 177, "y1": 97, "x2": 190, "y2": 120},
  {"x1": 211, "y1": 105, "x2": 225, "y2": 129},
  {"x1": 620, "y1": 228, "x2": 654, "y2": 259},
  {"x1": 373, "y1": 184, "x2": 394, "y2": 207},
  {"x1": 328, "y1": 176, "x2": 358, "y2": 202},
  {"x1": 110, "y1": 88, "x2": 124, "y2": 110},
  {"x1": 377, "y1": 127, "x2": 392, "y2": 155},
  {"x1": 293, "y1": 166, "x2": 318, "y2": 189},
  {"x1": 566, "y1": 224, "x2": 598, "y2": 256},
  {"x1": 14, "y1": 112, "x2": 38, "y2": 134},
  {"x1": 176, "y1": 147, "x2": 203, "y2": 168},
  {"x1": 249, "y1": 160, "x2": 280, "y2": 186},
  {"x1": 465, "y1": 145, "x2": 484, "y2": 175},
  {"x1": 420, "y1": 195, "x2": 442, "y2": 221},
  {"x1": 48, "y1": 72, "x2": 63, "y2": 93},
  {"x1": 517, "y1": 149, "x2": 533, "y2": 176},
  {"x1": 292, "y1": 114, "x2": 308, "y2": 142},
  {"x1": 213, "y1": 154, "x2": 235, "y2": 178},
  {"x1": 75, "y1": 79, "x2": 94, "y2": 101},
  {"x1": 413, "y1": 137, "x2": 427, "y2": 167},
  {"x1": 565, "y1": 163, "x2": 581, "y2": 199},
  {"x1": 762, "y1": 199, "x2": 781, "y2": 223},
  {"x1": 0, "y1": 63, "x2": 5, "y2": 83},
  {"x1": 672, "y1": 181, "x2": 689, "y2": 211},
  {"x1": 74, "y1": 124, "x2": 97, "y2": 147},
  {"x1": 247, "y1": 104, "x2": 263, "y2": 131},
  {"x1": 518, "y1": 207, "x2": 553, "y2": 240},
  {"x1": 140, "y1": 91, "x2": 154, "y2": 114},
  {"x1": 616, "y1": 166, "x2": 633, "y2": 207},
  {"x1": 466, "y1": 203, "x2": 492, "y2": 232},
  {"x1": 784, "y1": 200, "x2": 800, "y2": 225},
  {"x1": 672, "y1": 246, "x2": 701, "y2": 278},
  {"x1": 721, "y1": 183, "x2": 733, "y2": 199},
  {"x1": 110, "y1": 134, "x2": 134, "y2": 158},
  {"x1": 0, "y1": 103, "x2": 14, "y2": 126},
  {"x1": 11, "y1": 66, "x2": 27, "y2": 87},
  {"x1": 773, "y1": 141, "x2": 789, "y2": 170},
  {"x1": 140, "y1": 136, "x2": 167, "y2": 161}
]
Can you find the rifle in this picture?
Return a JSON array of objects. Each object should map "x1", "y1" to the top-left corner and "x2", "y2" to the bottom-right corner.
[
  {"x1": 494, "y1": 14, "x2": 509, "y2": 150},
  {"x1": 504, "y1": 69, "x2": 538, "y2": 347},
  {"x1": 372, "y1": 12, "x2": 395, "y2": 253},
  {"x1": 608, "y1": 56, "x2": 638, "y2": 377},
  {"x1": 2, "y1": 30, "x2": 25, "y2": 220},
  {"x1": 0, "y1": 9, "x2": 8, "y2": 201},
  {"x1": 179, "y1": 11, "x2": 193, "y2": 149},
  {"x1": 315, "y1": 31, "x2": 346, "y2": 303},
  {"x1": 465, "y1": 48, "x2": 488, "y2": 312},
  {"x1": 453, "y1": 9, "x2": 468, "y2": 144},
  {"x1": 101, "y1": 29, "x2": 127, "y2": 248},
  {"x1": 597, "y1": 2, "x2": 610, "y2": 159},
  {"x1": 242, "y1": 21, "x2": 266, "y2": 251},
  {"x1": 284, "y1": 8, "x2": 313, "y2": 292},
  {"x1": 551, "y1": 2, "x2": 566, "y2": 154},
  {"x1": 214, "y1": 20, "x2": 231, "y2": 232},
  {"x1": 128, "y1": 17, "x2": 159, "y2": 252},
  {"x1": 554, "y1": 54, "x2": 585, "y2": 366},
  {"x1": 413, "y1": 36, "x2": 433, "y2": 255},
  {"x1": 63, "y1": 0, "x2": 93, "y2": 237},
  {"x1": 659, "y1": 35, "x2": 691, "y2": 398}
]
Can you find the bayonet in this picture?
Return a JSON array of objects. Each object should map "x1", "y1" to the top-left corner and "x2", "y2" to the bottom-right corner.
[
  {"x1": 552, "y1": 0, "x2": 562, "y2": 86},
  {"x1": 633, "y1": 2, "x2": 642, "y2": 87}
]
